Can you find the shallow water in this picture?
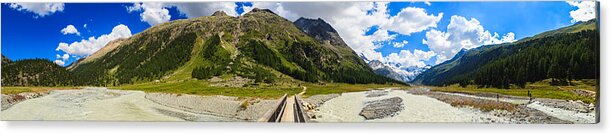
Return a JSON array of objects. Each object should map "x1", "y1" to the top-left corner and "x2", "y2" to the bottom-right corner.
[
  {"x1": 1, "y1": 88, "x2": 240, "y2": 121},
  {"x1": 312, "y1": 90, "x2": 500, "y2": 123}
]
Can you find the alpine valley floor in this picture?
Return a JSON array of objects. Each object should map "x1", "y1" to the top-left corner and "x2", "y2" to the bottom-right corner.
[{"x1": 0, "y1": 84, "x2": 596, "y2": 123}]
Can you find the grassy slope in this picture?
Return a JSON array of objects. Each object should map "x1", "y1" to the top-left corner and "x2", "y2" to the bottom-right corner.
[
  {"x1": 112, "y1": 80, "x2": 302, "y2": 99},
  {"x1": 429, "y1": 79, "x2": 596, "y2": 103},
  {"x1": 525, "y1": 19, "x2": 597, "y2": 42},
  {"x1": 111, "y1": 79, "x2": 409, "y2": 98},
  {"x1": 1, "y1": 87, "x2": 80, "y2": 94},
  {"x1": 164, "y1": 36, "x2": 206, "y2": 82},
  {"x1": 303, "y1": 83, "x2": 410, "y2": 97}
]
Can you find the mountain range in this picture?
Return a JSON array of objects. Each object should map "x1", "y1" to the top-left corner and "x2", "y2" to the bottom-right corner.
[
  {"x1": 358, "y1": 54, "x2": 429, "y2": 83},
  {"x1": 0, "y1": 9, "x2": 599, "y2": 88},
  {"x1": 412, "y1": 19, "x2": 598, "y2": 88},
  {"x1": 60, "y1": 8, "x2": 400, "y2": 86}
]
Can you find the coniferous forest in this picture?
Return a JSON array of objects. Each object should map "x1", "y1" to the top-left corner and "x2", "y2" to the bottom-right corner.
[
  {"x1": 413, "y1": 28, "x2": 598, "y2": 88},
  {"x1": 1, "y1": 58, "x2": 74, "y2": 86}
]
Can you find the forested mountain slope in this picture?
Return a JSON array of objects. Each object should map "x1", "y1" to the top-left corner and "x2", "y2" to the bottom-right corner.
[
  {"x1": 68, "y1": 9, "x2": 399, "y2": 86},
  {"x1": 412, "y1": 20, "x2": 598, "y2": 88},
  {"x1": 1, "y1": 57, "x2": 74, "y2": 86}
]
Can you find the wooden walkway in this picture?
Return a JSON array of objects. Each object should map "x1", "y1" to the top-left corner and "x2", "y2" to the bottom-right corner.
[{"x1": 258, "y1": 87, "x2": 310, "y2": 122}]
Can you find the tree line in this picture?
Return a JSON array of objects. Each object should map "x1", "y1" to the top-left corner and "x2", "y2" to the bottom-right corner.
[{"x1": 445, "y1": 30, "x2": 598, "y2": 88}]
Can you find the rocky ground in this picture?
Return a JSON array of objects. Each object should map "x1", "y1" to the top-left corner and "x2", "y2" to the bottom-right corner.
[
  {"x1": 145, "y1": 93, "x2": 276, "y2": 121},
  {"x1": 306, "y1": 88, "x2": 595, "y2": 123},
  {"x1": 359, "y1": 97, "x2": 404, "y2": 120},
  {"x1": 1, "y1": 92, "x2": 49, "y2": 111},
  {"x1": 365, "y1": 90, "x2": 389, "y2": 98},
  {"x1": 407, "y1": 88, "x2": 596, "y2": 124},
  {"x1": 304, "y1": 94, "x2": 340, "y2": 107},
  {"x1": 208, "y1": 76, "x2": 253, "y2": 87},
  {"x1": 533, "y1": 98, "x2": 595, "y2": 113},
  {"x1": 1, "y1": 88, "x2": 243, "y2": 121}
]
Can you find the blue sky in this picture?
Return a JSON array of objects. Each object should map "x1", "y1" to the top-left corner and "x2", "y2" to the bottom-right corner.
[{"x1": 1, "y1": 1, "x2": 596, "y2": 67}]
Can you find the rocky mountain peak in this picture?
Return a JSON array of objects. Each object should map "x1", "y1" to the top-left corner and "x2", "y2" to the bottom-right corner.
[
  {"x1": 294, "y1": 17, "x2": 347, "y2": 47},
  {"x1": 294, "y1": 17, "x2": 338, "y2": 33},
  {"x1": 248, "y1": 8, "x2": 277, "y2": 15},
  {"x1": 211, "y1": 10, "x2": 228, "y2": 16},
  {"x1": 368, "y1": 60, "x2": 384, "y2": 69}
]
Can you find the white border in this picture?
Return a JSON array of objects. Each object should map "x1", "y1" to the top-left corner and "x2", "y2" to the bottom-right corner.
[{"x1": 0, "y1": 0, "x2": 608, "y2": 135}]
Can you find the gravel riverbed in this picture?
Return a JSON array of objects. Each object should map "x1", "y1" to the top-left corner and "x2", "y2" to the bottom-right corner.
[
  {"x1": 1, "y1": 88, "x2": 243, "y2": 121},
  {"x1": 308, "y1": 89, "x2": 595, "y2": 123},
  {"x1": 145, "y1": 93, "x2": 277, "y2": 121}
]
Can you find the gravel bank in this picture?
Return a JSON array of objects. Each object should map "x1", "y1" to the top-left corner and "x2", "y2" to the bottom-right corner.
[
  {"x1": 365, "y1": 90, "x2": 389, "y2": 98},
  {"x1": 311, "y1": 90, "x2": 511, "y2": 123},
  {"x1": 359, "y1": 97, "x2": 403, "y2": 120},
  {"x1": 408, "y1": 88, "x2": 585, "y2": 123},
  {"x1": 1, "y1": 88, "x2": 240, "y2": 121},
  {"x1": 304, "y1": 94, "x2": 340, "y2": 107},
  {"x1": 527, "y1": 101, "x2": 596, "y2": 123},
  {"x1": 309, "y1": 88, "x2": 596, "y2": 123},
  {"x1": 145, "y1": 93, "x2": 277, "y2": 121},
  {"x1": 1, "y1": 92, "x2": 49, "y2": 111}
]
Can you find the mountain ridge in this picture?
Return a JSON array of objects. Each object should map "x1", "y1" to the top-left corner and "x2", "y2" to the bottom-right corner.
[
  {"x1": 66, "y1": 8, "x2": 399, "y2": 86},
  {"x1": 411, "y1": 19, "x2": 598, "y2": 87}
]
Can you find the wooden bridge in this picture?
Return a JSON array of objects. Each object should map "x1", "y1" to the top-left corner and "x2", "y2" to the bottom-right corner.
[{"x1": 258, "y1": 94, "x2": 310, "y2": 123}]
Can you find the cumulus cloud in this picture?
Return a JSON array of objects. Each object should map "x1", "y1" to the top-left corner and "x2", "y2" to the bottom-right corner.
[
  {"x1": 567, "y1": 1, "x2": 596, "y2": 22},
  {"x1": 423, "y1": 15, "x2": 516, "y2": 64},
  {"x1": 62, "y1": 54, "x2": 70, "y2": 60},
  {"x1": 54, "y1": 54, "x2": 70, "y2": 66},
  {"x1": 127, "y1": 2, "x2": 171, "y2": 26},
  {"x1": 245, "y1": 2, "x2": 442, "y2": 65},
  {"x1": 8, "y1": 3, "x2": 64, "y2": 18},
  {"x1": 56, "y1": 54, "x2": 70, "y2": 61},
  {"x1": 371, "y1": 29, "x2": 397, "y2": 42},
  {"x1": 384, "y1": 49, "x2": 436, "y2": 68},
  {"x1": 127, "y1": 2, "x2": 238, "y2": 26},
  {"x1": 56, "y1": 24, "x2": 132, "y2": 57},
  {"x1": 392, "y1": 40, "x2": 409, "y2": 48},
  {"x1": 382, "y1": 7, "x2": 442, "y2": 36},
  {"x1": 171, "y1": 3, "x2": 238, "y2": 18},
  {"x1": 61, "y1": 25, "x2": 80, "y2": 36},
  {"x1": 53, "y1": 60, "x2": 65, "y2": 66}
]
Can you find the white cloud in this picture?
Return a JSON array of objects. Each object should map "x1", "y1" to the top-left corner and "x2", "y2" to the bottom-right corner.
[
  {"x1": 371, "y1": 29, "x2": 397, "y2": 42},
  {"x1": 384, "y1": 49, "x2": 436, "y2": 68},
  {"x1": 61, "y1": 25, "x2": 80, "y2": 36},
  {"x1": 171, "y1": 3, "x2": 238, "y2": 18},
  {"x1": 53, "y1": 60, "x2": 65, "y2": 66},
  {"x1": 127, "y1": 2, "x2": 171, "y2": 26},
  {"x1": 382, "y1": 7, "x2": 442, "y2": 36},
  {"x1": 54, "y1": 53, "x2": 70, "y2": 66},
  {"x1": 56, "y1": 24, "x2": 132, "y2": 57},
  {"x1": 55, "y1": 54, "x2": 70, "y2": 61},
  {"x1": 61, "y1": 54, "x2": 70, "y2": 61},
  {"x1": 245, "y1": 2, "x2": 442, "y2": 65},
  {"x1": 8, "y1": 3, "x2": 64, "y2": 18},
  {"x1": 567, "y1": 1, "x2": 596, "y2": 22},
  {"x1": 423, "y1": 15, "x2": 516, "y2": 64},
  {"x1": 392, "y1": 40, "x2": 409, "y2": 48},
  {"x1": 127, "y1": 2, "x2": 238, "y2": 26}
]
